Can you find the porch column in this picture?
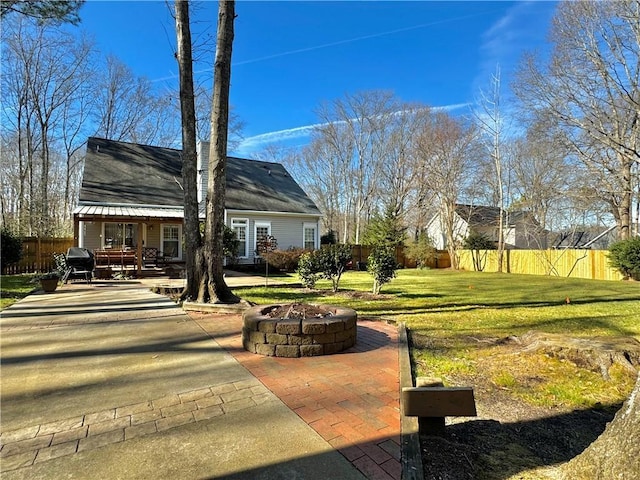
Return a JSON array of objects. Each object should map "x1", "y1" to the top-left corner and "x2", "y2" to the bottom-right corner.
[
  {"x1": 73, "y1": 215, "x2": 80, "y2": 247},
  {"x1": 137, "y1": 222, "x2": 143, "y2": 274}
]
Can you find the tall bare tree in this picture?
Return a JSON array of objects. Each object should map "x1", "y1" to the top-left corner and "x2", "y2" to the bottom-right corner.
[
  {"x1": 474, "y1": 66, "x2": 509, "y2": 271},
  {"x1": 1, "y1": 17, "x2": 94, "y2": 236},
  {"x1": 198, "y1": 0, "x2": 239, "y2": 303},
  {"x1": 174, "y1": 0, "x2": 202, "y2": 302},
  {"x1": 93, "y1": 55, "x2": 179, "y2": 147},
  {"x1": 415, "y1": 112, "x2": 479, "y2": 269},
  {"x1": 515, "y1": 0, "x2": 639, "y2": 240}
]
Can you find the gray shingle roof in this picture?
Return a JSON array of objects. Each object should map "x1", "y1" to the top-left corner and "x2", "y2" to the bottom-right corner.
[
  {"x1": 455, "y1": 204, "x2": 535, "y2": 227},
  {"x1": 79, "y1": 137, "x2": 321, "y2": 216}
]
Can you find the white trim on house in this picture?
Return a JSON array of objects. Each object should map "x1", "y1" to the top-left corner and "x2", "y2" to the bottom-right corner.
[
  {"x1": 303, "y1": 222, "x2": 318, "y2": 250},
  {"x1": 254, "y1": 221, "x2": 272, "y2": 257},
  {"x1": 225, "y1": 209, "x2": 322, "y2": 218},
  {"x1": 160, "y1": 224, "x2": 183, "y2": 260},
  {"x1": 231, "y1": 217, "x2": 250, "y2": 259}
]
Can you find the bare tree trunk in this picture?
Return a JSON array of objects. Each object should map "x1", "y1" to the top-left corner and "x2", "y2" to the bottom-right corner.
[
  {"x1": 561, "y1": 373, "x2": 640, "y2": 479},
  {"x1": 175, "y1": 0, "x2": 203, "y2": 302},
  {"x1": 198, "y1": 0, "x2": 239, "y2": 304}
]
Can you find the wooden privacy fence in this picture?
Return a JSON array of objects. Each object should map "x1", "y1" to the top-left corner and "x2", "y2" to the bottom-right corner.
[
  {"x1": 349, "y1": 245, "x2": 451, "y2": 270},
  {"x1": 3, "y1": 237, "x2": 74, "y2": 275},
  {"x1": 457, "y1": 249, "x2": 622, "y2": 281}
]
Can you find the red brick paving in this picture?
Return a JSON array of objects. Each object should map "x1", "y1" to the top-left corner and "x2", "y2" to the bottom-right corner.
[{"x1": 192, "y1": 313, "x2": 401, "y2": 480}]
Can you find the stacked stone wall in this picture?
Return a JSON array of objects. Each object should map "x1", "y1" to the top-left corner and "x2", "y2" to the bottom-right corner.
[{"x1": 242, "y1": 304, "x2": 357, "y2": 357}]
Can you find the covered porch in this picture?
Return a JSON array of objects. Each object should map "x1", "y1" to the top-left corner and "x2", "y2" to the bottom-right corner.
[{"x1": 73, "y1": 204, "x2": 186, "y2": 277}]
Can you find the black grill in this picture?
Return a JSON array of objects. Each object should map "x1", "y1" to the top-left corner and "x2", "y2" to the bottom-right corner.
[{"x1": 63, "y1": 247, "x2": 95, "y2": 283}]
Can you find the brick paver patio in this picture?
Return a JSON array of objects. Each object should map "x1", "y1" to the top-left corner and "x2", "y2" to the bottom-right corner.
[{"x1": 192, "y1": 314, "x2": 402, "y2": 480}]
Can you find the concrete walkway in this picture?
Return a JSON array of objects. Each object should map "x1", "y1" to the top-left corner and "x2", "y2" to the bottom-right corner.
[{"x1": 1, "y1": 279, "x2": 402, "y2": 479}]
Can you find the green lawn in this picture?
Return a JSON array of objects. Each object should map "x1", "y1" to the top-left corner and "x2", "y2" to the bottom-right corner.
[
  {"x1": 235, "y1": 269, "x2": 640, "y2": 410},
  {"x1": 0, "y1": 274, "x2": 37, "y2": 310}
]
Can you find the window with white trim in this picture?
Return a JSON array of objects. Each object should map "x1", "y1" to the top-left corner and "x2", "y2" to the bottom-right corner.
[
  {"x1": 231, "y1": 218, "x2": 248, "y2": 258},
  {"x1": 104, "y1": 223, "x2": 138, "y2": 248},
  {"x1": 303, "y1": 223, "x2": 317, "y2": 250},
  {"x1": 254, "y1": 221, "x2": 271, "y2": 256},
  {"x1": 161, "y1": 224, "x2": 182, "y2": 259}
]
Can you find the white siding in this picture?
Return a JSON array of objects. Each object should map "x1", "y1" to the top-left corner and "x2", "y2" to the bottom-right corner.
[{"x1": 227, "y1": 212, "x2": 320, "y2": 264}]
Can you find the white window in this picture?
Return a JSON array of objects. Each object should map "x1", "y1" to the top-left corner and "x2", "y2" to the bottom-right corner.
[
  {"x1": 231, "y1": 218, "x2": 248, "y2": 258},
  {"x1": 303, "y1": 223, "x2": 317, "y2": 250},
  {"x1": 104, "y1": 223, "x2": 138, "y2": 249},
  {"x1": 254, "y1": 221, "x2": 272, "y2": 256},
  {"x1": 162, "y1": 224, "x2": 182, "y2": 259}
]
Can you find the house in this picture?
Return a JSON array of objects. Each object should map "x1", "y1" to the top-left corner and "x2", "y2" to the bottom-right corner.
[
  {"x1": 425, "y1": 204, "x2": 547, "y2": 250},
  {"x1": 73, "y1": 137, "x2": 322, "y2": 272},
  {"x1": 551, "y1": 226, "x2": 617, "y2": 249}
]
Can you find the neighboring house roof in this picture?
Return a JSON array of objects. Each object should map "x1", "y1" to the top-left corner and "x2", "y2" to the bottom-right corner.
[
  {"x1": 454, "y1": 204, "x2": 536, "y2": 227},
  {"x1": 551, "y1": 226, "x2": 617, "y2": 249},
  {"x1": 77, "y1": 137, "x2": 321, "y2": 217}
]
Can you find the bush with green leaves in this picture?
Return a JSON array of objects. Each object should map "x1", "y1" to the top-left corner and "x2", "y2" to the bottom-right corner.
[
  {"x1": 1, "y1": 228, "x2": 23, "y2": 273},
  {"x1": 463, "y1": 231, "x2": 495, "y2": 271},
  {"x1": 608, "y1": 237, "x2": 640, "y2": 280},
  {"x1": 297, "y1": 251, "x2": 319, "y2": 289},
  {"x1": 296, "y1": 244, "x2": 352, "y2": 292},
  {"x1": 315, "y1": 244, "x2": 352, "y2": 292},
  {"x1": 367, "y1": 245, "x2": 398, "y2": 294},
  {"x1": 404, "y1": 233, "x2": 436, "y2": 268}
]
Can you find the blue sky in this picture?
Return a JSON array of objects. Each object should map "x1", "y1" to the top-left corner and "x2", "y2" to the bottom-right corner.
[{"x1": 75, "y1": 1, "x2": 557, "y2": 156}]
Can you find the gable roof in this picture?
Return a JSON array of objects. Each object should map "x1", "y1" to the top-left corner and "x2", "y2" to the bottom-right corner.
[
  {"x1": 80, "y1": 137, "x2": 184, "y2": 206},
  {"x1": 454, "y1": 204, "x2": 538, "y2": 227},
  {"x1": 224, "y1": 156, "x2": 320, "y2": 214},
  {"x1": 551, "y1": 226, "x2": 617, "y2": 249},
  {"x1": 78, "y1": 137, "x2": 321, "y2": 216}
]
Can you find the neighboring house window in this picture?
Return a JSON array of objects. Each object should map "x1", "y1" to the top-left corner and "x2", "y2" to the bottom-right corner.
[
  {"x1": 254, "y1": 221, "x2": 271, "y2": 256},
  {"x1": 303, "y1": 223, "x2": 317, "y2": 250},
  {"x1": 162, "y1": 224, "x2": 181, "y2": 259},
  {"x1": 231, "y1": 218, "x2": 248, "y2": 258},
  {"x1": 104, "y1": 223, "x2": 138, "y2": 248}
]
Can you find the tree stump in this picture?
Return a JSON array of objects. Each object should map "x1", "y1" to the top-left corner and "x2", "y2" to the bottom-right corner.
[{"x1": 511, "y1": 331, "x2": 640, "y2": 380}]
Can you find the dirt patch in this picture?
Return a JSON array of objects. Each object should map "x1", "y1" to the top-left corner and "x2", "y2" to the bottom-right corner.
[
  {"x1": 411, "y1": 332, "x2": 635, "y2": 479},
  {"x1": 336, "y1": 290, "x2": 393, "y2": 300}
]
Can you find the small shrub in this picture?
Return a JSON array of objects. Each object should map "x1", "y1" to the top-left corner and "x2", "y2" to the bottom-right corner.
[
  {"x1": 1, "y1": 228, "x2": 23, "y2": 274},
  {"x1": 297, "y1": 251, "x2": 319, "y2": 289},
  {"x1": 315, "y1": 244, "x2": 352, "y2": 292},
  {"x1": 404, "y1": 233, "x2": 436, "y2": 268},
  {"x1": 296, "y1": 244, "x2": 352, "y2": 292},
  {"x1": 608, "y1": 237, "x2": 640, "y2": 280},
  {"x1": 367, "y1": 245, "x2": 397, "y2": 294},
  {"x1": 263, "y1": 247, "x2": 306, "y2": 272}
]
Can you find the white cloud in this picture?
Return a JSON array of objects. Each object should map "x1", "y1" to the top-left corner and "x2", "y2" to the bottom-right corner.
[{"x1": 475, "y1": 1, "x2": 555, "y2": 93}]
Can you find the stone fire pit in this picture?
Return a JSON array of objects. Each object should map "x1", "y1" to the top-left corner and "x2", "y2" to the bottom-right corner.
[{"x1": 242, "y1": 303, "x2": 357, "y2": 357}]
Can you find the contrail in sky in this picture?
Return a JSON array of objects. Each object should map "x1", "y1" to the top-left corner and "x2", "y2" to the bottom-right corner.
[
  {"x1": 153, "y1": 8, "x2": 502, "y2": 83},
  {"x1": 236, "y1": 103, "x2": 471, "y2": 153}
]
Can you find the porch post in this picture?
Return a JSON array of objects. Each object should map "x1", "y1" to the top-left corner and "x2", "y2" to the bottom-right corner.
[
  {"x1": 137, "y1": 222, "x2": 143, "y2": 275},
  {"x1": 73, "y1": 215, "x2": 80, "y2": 247}
]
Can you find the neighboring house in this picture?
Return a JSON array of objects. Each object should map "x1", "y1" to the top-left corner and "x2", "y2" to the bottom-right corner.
[
  {"x1": 551, "y1": 226, "x2": 617, "y2": 249},
  {"x1": 73, "y1": 137, "x2": 322, "y2": 270},
  {"x1": 425, "y1": 204, "x2": 547, "y2": 250}
]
